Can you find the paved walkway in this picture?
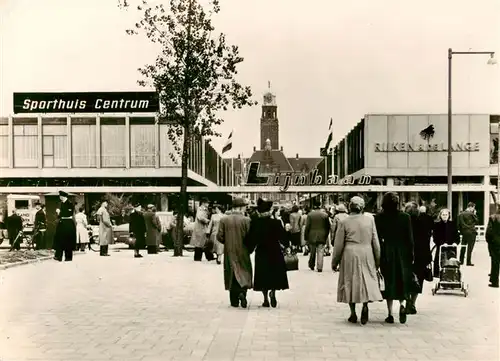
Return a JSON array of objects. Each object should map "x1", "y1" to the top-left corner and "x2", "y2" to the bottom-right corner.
[{"x1": 0, "y1": 242, "x2": 498, "y2": 361}]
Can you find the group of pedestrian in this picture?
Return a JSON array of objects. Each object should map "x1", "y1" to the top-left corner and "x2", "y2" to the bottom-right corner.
[{"x1": 217, "y1": 197, "x2": 289, "y2": 308}]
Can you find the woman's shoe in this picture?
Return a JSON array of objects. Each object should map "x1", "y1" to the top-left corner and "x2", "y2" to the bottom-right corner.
[
  {"x1": 360, "y1": 305, "x2": 369, "y2": 325},
  {"x1": 239, "y1": 293, "x2": 248, "y2": 309},
  {"x1": 348, "y1": 315, "x2": 357, "y2": 323},
  {"x1": 407, "y1": 305, "x2": 417, "y2": 315},
  {"x1": 385, "y1": 315, "x2": 394, "y2": 324},
  {"x1": 399, "y1": 305, "x2": 407, "y2": 324},
  {"x1": 262, "y1": 300, "x2": 270, "y2": 308},
  {"x1": 270, "y1": 291, "x2": 277, "y2": 308}
]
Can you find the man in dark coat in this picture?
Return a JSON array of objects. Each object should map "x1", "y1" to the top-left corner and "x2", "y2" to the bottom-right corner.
[
  {"x1": 53, "y1": 191, "x2": 76, "y2": 262},
  {"x1": 485, "y1": 205, "x2": 500, "y2": 288},
  {"x1": 217, "y1": 197, "x2": 252, "y2": 308},
  {"x1": 7, "y1": 209, "x2": 23, "y2": 251},
  {"x1": 457, "y1": 202, "x2": 479, "y2": 266},
  {"x1": 304, "y1": 201, "x2": 331, "y2": 272},
  {"x1": 143, "y1": 205, "x2": 161, "y2": 254},
  {"x1": 129, "y1": 203, "x2": 146, "y2": 258},
  {"x1": 34, "y1": 202, "x2": 47, "y2": 250}
]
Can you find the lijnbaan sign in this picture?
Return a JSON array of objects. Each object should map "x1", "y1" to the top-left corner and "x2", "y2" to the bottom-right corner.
[
  {"x1": 245, "y1": 161, "x2": 372, "y2": 192},
  {"x1": 13, "y1": 92, "x2": 159, "y2": 114}
]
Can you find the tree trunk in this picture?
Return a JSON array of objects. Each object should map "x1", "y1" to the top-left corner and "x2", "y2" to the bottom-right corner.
[{"x1": 174, "y1": 126, "x2": 191, "y2": 257}]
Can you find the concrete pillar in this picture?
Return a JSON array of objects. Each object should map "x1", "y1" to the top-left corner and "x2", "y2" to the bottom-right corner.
[
  {"x1": 484, "y1": 175, "x2": 491, "y2": 225},
  {"x1": 458, "y1": 192, "x2": 464, "y2": 213},
  {"x1": 160, "y1": 194, "x2": 169, "y2": 211},
  {"x1": 96, "y1": 116, "x2": 101, "y2": 168},
  {"x1": 37, "y1": 115, "x2": 42, "y2": 169},
  {"x1": 67, "y1": 116, "x2": 72, "y2": 168},
  {"x1": 8, "y1": 115, "x2": 13, "y2": 168},
  {"x1": 125, "y1": 116, "x2": 131, "y2": 169}
]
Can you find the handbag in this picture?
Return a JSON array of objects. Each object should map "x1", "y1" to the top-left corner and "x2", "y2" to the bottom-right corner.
[
  {"x1": 424, "y1": 263, "x2": 434, "y2": 282},
  {"x1": 284, "y1": 248, "x2": 299, "y2": 271},
  {"x1": 411, "y1": 272, "x2": 421, "y2": 290},
  {"x1": 377, "y1": 270, "x2": 385, "y2": 292}
]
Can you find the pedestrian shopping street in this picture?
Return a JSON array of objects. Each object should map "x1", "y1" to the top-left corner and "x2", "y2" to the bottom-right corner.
[{"x1": 0, "y1": 242, "x2": 498, "y2": 361}]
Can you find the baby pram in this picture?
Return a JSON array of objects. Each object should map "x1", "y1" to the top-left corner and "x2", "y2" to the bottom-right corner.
[{"x1": 431, "y1": 243, "x2": 469, "y2": 297}]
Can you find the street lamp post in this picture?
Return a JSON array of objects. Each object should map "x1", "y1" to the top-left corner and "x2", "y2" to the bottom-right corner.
[{"x1": 447, "y1": 48, "x2": 496, "y2": 211}]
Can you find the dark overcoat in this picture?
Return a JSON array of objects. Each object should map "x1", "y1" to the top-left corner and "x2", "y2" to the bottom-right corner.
[
  {"x1": 144, "y1": 211, "x2": 161, "y2": 246},
  {"x1": 54, "y1": 201, "x2": 77, "y2": 250},
  {"x1": 217, "y1": 211, "x2": 252, "y2": 291},
  {"x1": 410, "y1": 214, "x2": 433, "y2": 293},
  {"x1": 246, "y1": 215, "x2": 289, "y2": 292},
  {"x1": 375, "y1": 211, "x2": 414, "y2": 300},
  {"x1": 129, "y1": 210, "x2": 146, "y2": 249}
]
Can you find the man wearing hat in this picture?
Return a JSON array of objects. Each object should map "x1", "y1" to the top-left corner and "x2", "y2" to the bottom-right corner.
[
  {"x1": 33, "y1": 201, "x2": 47, "y2": 250},
  {"x1": 129, "y1": 203, "x2": 146, "y2": 258},
  {"x1": 217, "y1": 197, "x2": 253, "y2": 308},
  {"x1": 53, "y1": 191, "x2": 77, "y2": 261},
  {"x1": 304, "y1": 200, "x2": 331, "y2": 272}
]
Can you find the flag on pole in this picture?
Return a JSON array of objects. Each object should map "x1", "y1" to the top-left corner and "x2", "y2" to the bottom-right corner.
[
  {"x1": 324, "y1": 118, "x2": 333, "y2": 151},
  {"x1": 222, "y1": 131, "x2": 233, "y2": 154}
]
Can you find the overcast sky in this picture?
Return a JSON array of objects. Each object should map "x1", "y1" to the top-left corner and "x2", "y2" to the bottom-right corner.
[{"x1": 1, "y1": 0, "x2": 499, "y2": 157}]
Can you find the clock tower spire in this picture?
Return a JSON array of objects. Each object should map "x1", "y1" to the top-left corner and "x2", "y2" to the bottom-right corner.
[{"x1": 260, "y1": 83, "x2": 279, "y2": 150}]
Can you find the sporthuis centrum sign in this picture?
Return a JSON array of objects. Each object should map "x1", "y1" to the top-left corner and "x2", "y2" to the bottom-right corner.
[{"x1": 245, "y1": 162, "x2": 372, "y2": 192}]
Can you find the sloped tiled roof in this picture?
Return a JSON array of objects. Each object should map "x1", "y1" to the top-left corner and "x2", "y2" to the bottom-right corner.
[
  {"x1": 287, "y1": 157, "x2": 322, "y2": 173},
  {"x1": 247, "y1": 150, "x2": 294, "y2": 173},
  {"x1": 224, "y1": 154, "x2": 322, "y2": 174}
]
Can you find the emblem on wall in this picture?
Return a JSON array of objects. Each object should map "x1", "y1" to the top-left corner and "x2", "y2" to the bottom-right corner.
[{"x1": 419, "y1": 124, "x2": 435, "y2": 141}]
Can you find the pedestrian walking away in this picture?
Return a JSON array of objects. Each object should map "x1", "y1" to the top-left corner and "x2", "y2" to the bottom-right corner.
[
  {"x1": 144, "y1": 204, "x2": 161, "y2": 255},
  {"x1": 217, "y1": 197, "x2": 253, "y2": 308},
  {"x1": 246, "y1": 198, "x2": 289, "y2": 308},
  {"x1": 208, "y1": 204, "x2": 224, "y2": 264},
  {"x1": 130, "y1": 203, "x2": 146, "y2": 258},
  {"x1": 332, "y1": 196, "x2": 383, "y2": 325},
  {"x1": 53, "y1": 191, "x2": 77, "y2": 262},
  {"x1": 375, "y1": 192, "x2": 414, "y2": 324},
  {"x1": 75, "y1": 207, "x2": 89, "y2": 252},
  {"x1": 304, "y1": 201, "x2": 331, "y2": 272}
]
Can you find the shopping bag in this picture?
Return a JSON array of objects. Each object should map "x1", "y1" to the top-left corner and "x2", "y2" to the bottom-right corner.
[
  {"x1": 377, "y1": 270, "x2": 385, "y2": 292},
  {"x1": 424, "y1": 264, "x2": 434, "y2": 282},
  {"x1": 284, "y1": 248, "x2": 299, "y2": 271}
]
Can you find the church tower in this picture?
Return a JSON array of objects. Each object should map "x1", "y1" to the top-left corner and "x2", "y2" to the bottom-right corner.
[{"x1": 260, "y1": 82, "x2": 279, "y2": 150}]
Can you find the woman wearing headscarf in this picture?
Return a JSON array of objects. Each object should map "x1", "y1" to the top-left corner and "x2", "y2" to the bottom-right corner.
[
  {"x1": 332, "y1": 196, "x2": 382, "y2": 324},
  {"x1": 374, "y1": 192, "x2": 414, "y2": 324},
  {"x1": 432, "y1": 208, "x2": 460, "y2": 278},
  {"x1": 208, "y1": 204, "x2": 225, "y2": 264},
  {"x1": 246, "y1": 198, "x2": 289, "y2": 308}
]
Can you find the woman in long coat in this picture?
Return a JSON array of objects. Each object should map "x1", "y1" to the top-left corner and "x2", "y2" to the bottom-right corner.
[
  {"x1": 75, "y1": 207, "x2": 89, "y2": 251},
  {"x1": 96, "y1": 201, "x2": 113, "y2": 257},
  {"x1": 144, "y1": 205, "x2": 161, "y2": 254},
  {"x1": 432, "y1": 208, "x2": 460, "y2": 277},
  {"x1": 208, "y1": 204, "x2": 224, "y2": 264},
  {"x1": 374, "y1": 192, "x2": 414, "y2": 324},
  {"x1": 332, "y1": 196, "x2": 383, "y2": 325},
  {"x1": 246, "y1": 198, "x2": 289, "y2": 308},
  {"x1": 405, "y1": 202, "x2": 433, "y2": 315}
]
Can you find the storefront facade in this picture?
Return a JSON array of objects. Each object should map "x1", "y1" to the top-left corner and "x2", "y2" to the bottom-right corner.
[{"x1": 332, "y1": 113, "x2": 499, "y2": 224}]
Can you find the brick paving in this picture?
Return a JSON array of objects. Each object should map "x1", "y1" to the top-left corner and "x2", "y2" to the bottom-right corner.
[{"x1": 0, "y1": 242, "x2": 498, "y2": 361}]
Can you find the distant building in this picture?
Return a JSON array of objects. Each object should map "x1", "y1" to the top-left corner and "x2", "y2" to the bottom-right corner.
[{"x1": 224, "y1": 85, "x2": 322, "y2": 204}]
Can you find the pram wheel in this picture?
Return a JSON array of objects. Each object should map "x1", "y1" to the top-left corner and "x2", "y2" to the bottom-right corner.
[{"x1": 462, "y1": 284, "x2": 469, "y2": 297}]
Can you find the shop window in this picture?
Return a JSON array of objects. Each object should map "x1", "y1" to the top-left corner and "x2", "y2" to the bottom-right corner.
[
  {"x1": 43, "y1": 124, "x2": 67, "y2": 168},
  {"x1": 14, "y1": 124, "x2": 38, "y2": 167},
  {"x1": 101, "y1": 124, "x2": 126, "y2": 167}
]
